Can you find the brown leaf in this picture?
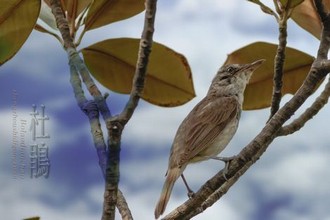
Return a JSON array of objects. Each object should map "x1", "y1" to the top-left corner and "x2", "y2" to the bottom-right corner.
[
  {"x1": 280, "y1": 0, "x2": 304, "y2": 8},
  {"x1": 291, "y1": 0, "x2": 322, "y2": 39},
  {"x1": 0, "y1": 0, "x2": 41, "y2": 65},
  {"x1": 84, "y1": 0, "x2": 145, "y2": 31},
  {"x1": 39, "y1": 0, "x2": 57, "y2": 30},
  {"x1": 224, "y1": 42, "x2": 315, "y2": 110},
  {"x1": 61, "y1": 0, "x2": 91, "y2": 23},
  {"x1": 82, "y1": 38, "x2": 195, "y2": 107},
  {"x1": 23, "y1": 217, "x2": 40, "y2": 220}
]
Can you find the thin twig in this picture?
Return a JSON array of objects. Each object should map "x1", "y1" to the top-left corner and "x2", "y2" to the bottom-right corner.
[
  {"x1": 69, "y1": 65, "x2": 107, "y2": 175},
  {"x1": 48, "y1": 1, "x2": 134, "y2": 219},
  {"x1": 163, "y1": 1, "x2": 330, "y2": 219},
  {"x1": 49, "y1": 0, "x2": 111, "y2": 121},
  {"x1": 117, "y1": 190, "x2": 134, "y2": 220},
  {"x1": 269, "y1": 11, "x2": 288, "y2": 119},
  {"x1": 278, "y1": 0, "x2": 330, "y2": 136},
  {"x1": 117, "y1": 0, "x2": 158, "y2": 124},
  {"x1": 50, "y1": 0, "x2": 110, "y2": 176},
  {"x1": 273, "y1": 0, "x2": 281, "y2": 14},
  {"x1": 49, "y1": 0, "x2": 74, "y2": 48},
  {"x1": 102, "y1": 0, "x2": 158, "y2": 219},
  {"x1": 279, "y1": 76, "x2": 330, "y2": 136},
  {"x1": 69, "y1": 50, "x2": 111, "y2": 121},
  {"x1": 315, "y1": 0, "x2": 330, "y2": 60},
  {"x1": 248, "y1": 0, "x2": 279, "y2": 22}
]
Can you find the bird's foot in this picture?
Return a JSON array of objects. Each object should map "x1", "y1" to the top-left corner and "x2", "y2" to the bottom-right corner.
[
  {"x1": 212, "y1": 155, "x2": 237, "y2": 180},
  {"x1": 181, "y1": 174, "x2": 195, "y2": 199},
  {"x1": 187, "y1": 189, "x2": 195, "y2": 199}
]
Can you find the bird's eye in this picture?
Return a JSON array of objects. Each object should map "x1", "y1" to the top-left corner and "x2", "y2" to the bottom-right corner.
[{"x1": 226, "y1": 66, "x2": 235, "y2": 73}]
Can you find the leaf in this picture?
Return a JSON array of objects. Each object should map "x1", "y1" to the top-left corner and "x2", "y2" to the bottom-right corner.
[
  {"x1": 248, "y1": 0, "x2": 277, "y2": 17},
  {"x1": 290, "y1": 0, "x2": 330, "y2": 39},
  {"x1": 60, "y1": 0, "x2": 92, "y2": 23},
  {"x1": 34, "y1": 24, "x2": 62, "y2": 43},
  {"x1": 290, "y1": 0, "x2": 322, "y2": 39},
  {"x1": 0, "y1": 0, "x2": 41, "y2": 65},
  {"x1": 82, "y1": 38, "x2": 195, "y2": 107},
  {"x1": 224, "y1": 42, "x2": 315, "y2": 110},
  {"x1": 39, "y1": 0, "x2": 57, "y2": 30},
  {"x1": 23, "y1": 217, "x2": 40, "y2": 220},
  {"x1": 280, "y1": 0, "x2": 304, "y2": 8},
  {"x1": 84, "y1": 0, "x2": 145, "y2": 31}
]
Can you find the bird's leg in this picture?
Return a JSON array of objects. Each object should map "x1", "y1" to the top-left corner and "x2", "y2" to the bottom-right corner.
[
  {"x1": 212, "y1": 155, "x2": 237, "y2": 180},
  {"x1": 181, "y1": 174, "x2": 195, "y2": 198}
]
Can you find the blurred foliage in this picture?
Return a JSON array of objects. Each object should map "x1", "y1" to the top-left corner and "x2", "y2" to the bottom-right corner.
[{"x1": 23, "y1": 217, "x2": 40, "y2": 220}]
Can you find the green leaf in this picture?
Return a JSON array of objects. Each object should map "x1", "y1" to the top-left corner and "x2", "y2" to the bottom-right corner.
[
  {"x1": 0, "y1": 0, "x2": 41, "y2": 65},
  {"x1": 82, "y1": 38, "x2": 195, "y2": 107},
  {"x1": 224, "y1": 42, "x2": 316, "y2": 110},
  {"x1": 84, "y1": 0, "x2": 144, "y2": 31}
]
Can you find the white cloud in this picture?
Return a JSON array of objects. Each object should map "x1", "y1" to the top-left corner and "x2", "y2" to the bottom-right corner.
[
  {"x1": 0, "y1": 107, "x2": 90, "y2": 154},
  {"x1": 123, "y1": 103, "x2": 196, "y2": 148},
  {"x1": 0, "y1": 175, "x2": 101, "y2": 220},
  {"x1": 255, "y1": 152, "x2": 330, "y2": 195}
]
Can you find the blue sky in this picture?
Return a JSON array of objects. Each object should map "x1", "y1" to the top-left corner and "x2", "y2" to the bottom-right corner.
[{"x1": 1, "y1": 1, "x2": 330, "y2": 220}]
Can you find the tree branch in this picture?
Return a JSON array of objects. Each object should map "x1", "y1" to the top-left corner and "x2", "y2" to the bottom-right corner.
[
  {"x1": 50, "y1": 0, "x2": 110, "y2": 180},
  {"x1": 164, "y1": 62, "x2": 328, "y2": 220},
  {"x1": 117, "y1": 0, "x2": 157, "y2": 124},
  {"x1": 68, "y1": 49, "x2": 112, "y2": 121},
  {"x1": 277, "y1": 0, "x2": 330, "y2": 136},
  {"x1": 315, "y1": 0, "x2": 330, "y2": 60},
  {"x1": 279, "y1": 76, "x2": 330, "y2": 136},
  {"x1": 315, "y1": 0, "x2": 328, "y2": 23},
  {"x1": 48, "y1": 1, "x2": 133, "y2": 219},
  {"x1": 269, "y1": 9, "x2": 289, "y2": 118},
  {"x1": 69, "y1": 65, "x2": 107, "y2": 175},
  {"x1": 117, "y1": 190, "x2": 133, "y2": 220},
  {"x1": 163, "y1": 1, "x2": 330, "y2": 218},
  {"x1": 103, "y1": 0, "x2": 158, "y2": 219}
]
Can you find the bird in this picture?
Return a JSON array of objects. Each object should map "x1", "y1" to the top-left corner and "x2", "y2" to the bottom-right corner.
[{"x1": 154, "y1": 59, "x2": 265, "y2": 219}]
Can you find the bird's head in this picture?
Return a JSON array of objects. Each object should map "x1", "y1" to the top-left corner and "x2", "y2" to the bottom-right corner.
[{"x1": 209, "y1": 59, "x2": 265, "y2": 97}]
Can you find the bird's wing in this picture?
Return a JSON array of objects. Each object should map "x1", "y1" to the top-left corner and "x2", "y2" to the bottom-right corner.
[{"x1": 174, "y1": 96, "x2": 239, "y2": 166}]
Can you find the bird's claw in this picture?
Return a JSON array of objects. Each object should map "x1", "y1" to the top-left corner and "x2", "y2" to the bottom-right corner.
[
  {"x1": 212, "y1": 155, "x2": 237, "y2": 180},
  {"x1": 187, "y1": 190, "x2": 195, "y2": 199}
]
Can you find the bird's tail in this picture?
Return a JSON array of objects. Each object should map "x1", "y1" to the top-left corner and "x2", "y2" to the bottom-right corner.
[{"x1": 154, "y1": 167, "x2": 181, "y2": 219}]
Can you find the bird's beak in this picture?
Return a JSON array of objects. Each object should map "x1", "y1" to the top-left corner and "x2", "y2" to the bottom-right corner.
[{"x1": 242, "y1": 59, "x2": 265, "y2": 72}]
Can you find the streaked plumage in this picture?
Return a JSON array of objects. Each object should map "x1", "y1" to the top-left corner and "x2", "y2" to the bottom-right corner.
[{"x1": 155, "y1": 60, "x2": 264, "y2": 219}]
